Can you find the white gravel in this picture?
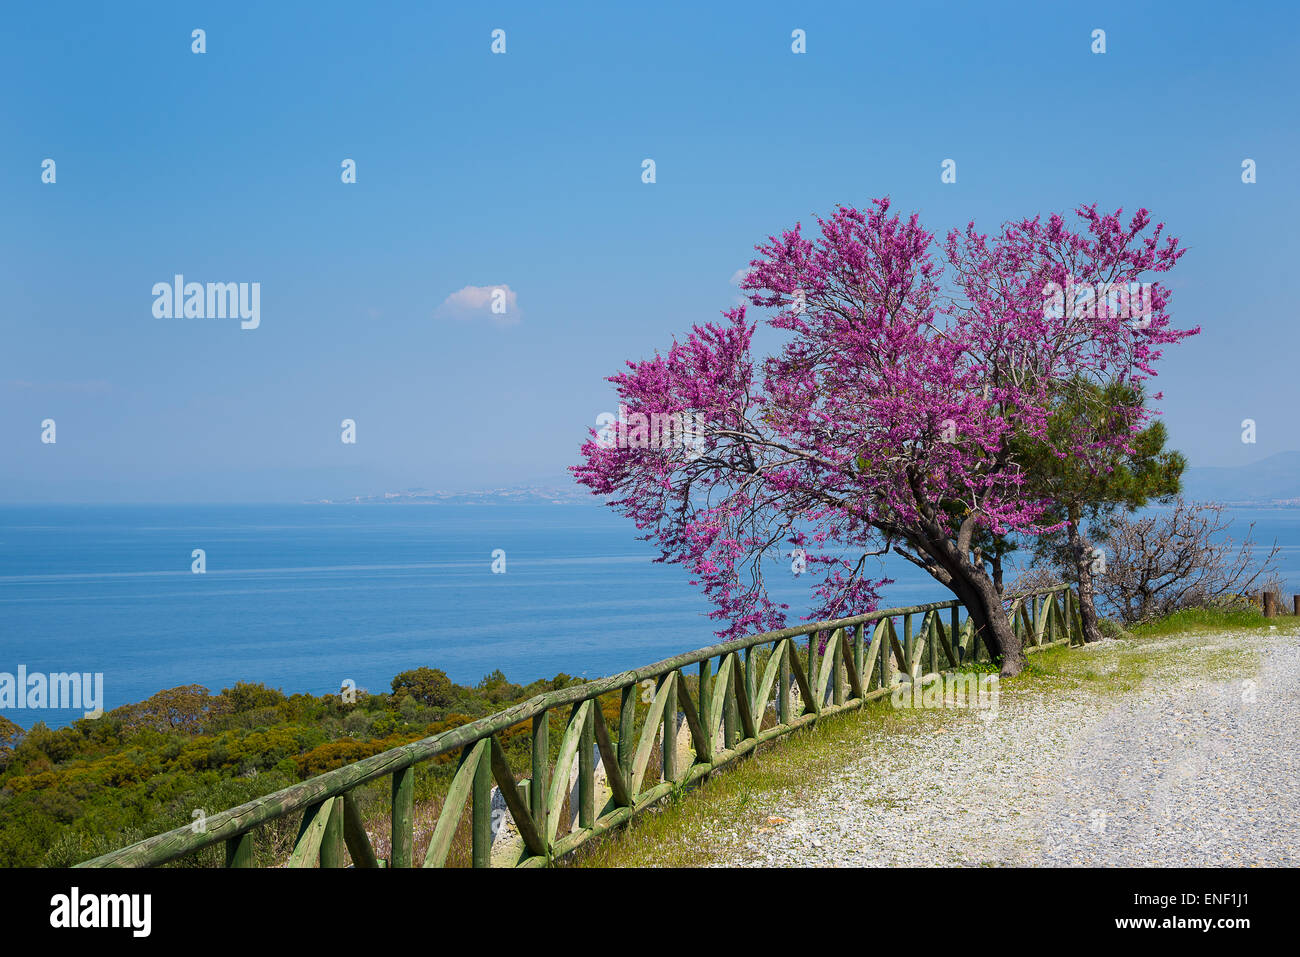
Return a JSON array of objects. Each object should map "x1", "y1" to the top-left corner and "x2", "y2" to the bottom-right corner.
[{"x1": 710, "y1": 628, "x2": 1300, "y2": 867}]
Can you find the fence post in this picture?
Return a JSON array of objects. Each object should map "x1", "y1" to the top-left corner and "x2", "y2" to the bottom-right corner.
[
  {"x1": 661, "y1": 673, "x2": 677, "y2": 782},
  {"x1": 320, "y1": 796, "x2": 344, "y2": 868},
  {"x1": 531, "y1": 711, "x2": 550, "y2": 853},
  {"x1": 472, "y1": 741, "x2": 492, "y2": 867},
  {"x1": 391, "y1": 767, "x2": 414, "y2": 869},
  {"x1": 618, "y1": 685, "x2": 636, "y2": 780},
  {"x1": 1294, "y1": 594, "x2": 1300, "y2": 617},
  {"x1": 778, "y1": 644, "x2": 791, "y2": 724},
  {"x1": 224, "y1": 832, "x2": 254, "y2": 868},
  {"x1": 698, "y1": 658, "x2": 712, "y2": 760},
  {"x1": 1264, "y1": 592, "x2": 1277, "y2": 618}
]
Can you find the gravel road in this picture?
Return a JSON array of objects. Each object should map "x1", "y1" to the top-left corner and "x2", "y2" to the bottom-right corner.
[{"x1": 711, "y1": 628, "x2": 1300, "y2": 867}]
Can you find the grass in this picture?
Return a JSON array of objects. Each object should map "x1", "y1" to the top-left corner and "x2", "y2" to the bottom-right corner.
[
  {"x1": 563, "y1": 609, "x2": 1291, "y2": 868},
  {"x1": 1128, "y1": 605, "x2": 1296, "y2": 638}
]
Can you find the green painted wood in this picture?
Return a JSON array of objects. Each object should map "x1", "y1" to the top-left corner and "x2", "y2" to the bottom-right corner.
[
  {"x1": 662, "y1": 674, "x2": 678, "y2": 783},
  {"x1": 630, "y1": 673, "x2": 674, "y2": 796},
  {"x1": 530, "y1": 711, "x2": 550, "y2": 850},
  {"x1": 935, "y1": 616, "x2": 958, "y2": 668},
  {"x1": 707, "y1": 654, "x2": 735, "y2": 745},
  {"x1": 864, "y1": 619, "x2": 886, "y2": 689},
  {"x1": 888, "y1": 619, "x2": 908, "y2": 672},
  {"x1": 673, "y1": 675, "x2": 709, "y2": 767},
  {"x1": 289, "y1": 797, "x2": 335, "y2": 868},
  {"x1": 853, "y1": 623, "x2": 865, "y2": 685},
  {"x1": 390, "y1": 767, "x2": 414, "y2": 869},
  {"x1": 779, "y1": 641, "x2": 792, "y2": 723},
  {"x1": 732, "y1": 653, "x2": 758, "y2": 741},
  {"x1": 1019, "y1": 601, "x2": 1035, "y2": 646},
  {"x1": 753, "y1": 640, "x2": 785, "y2": 722},
  {"x1": 832, "y1": 632, "x2": 846, "y2": 706},
  {"x1": 786, "y1": 643, "x2": 817, "y2": 716},
  {"x1": 472, "y1": 733, "x2": 492, "y2": 867},
  {"x1": 879, "y1": 618, "x2": 893, "y2": 689},
  {"x1": 839, "y1": 628, "x2": 865, "y2": 701},
  {"x1": 423, "y1": 739, "x2": 487, "y2": 868},
  {"x1": 806, "y1": 634, "x2": 819, "y2": 705},
  {"x1": 579, "y1": 700, "x2": 595, "y2": 827},
  {"x1": 904, "y1": 614, "x2": 914, "y2": 677},
  {"x1": 814, "y1": 628, "x2": 840, "y2": 705},
  {"x1": 487, "y1": 736, "x2": 545, "y2": 855},
  {"x1": 588, "y1": 703, "x2": 633, "y2": 811},
  {"x1": 722, "y1": 666, "x2": 737, "y2": 749},
  {"x1": 320, "y1": 794, "x2": 344, "y2": 868},
  {"x1": 342, "y1": 792, "x2": 379, "y2": 869},
  {"x1": 618, "y1": 685, "x2": 636, "y2": 780},
  {"x1": 224, "y1": 831, "x2": 253, "y2": 868},
  {"x1": 546, "y1": 700, "x2": 590, "y2": 845},
  {"x1": 698, "y1": 658, "x2": 713, "y2": 760},
  {"x1": 910, "y1": 612, "x2": 930, "y2": 680}
]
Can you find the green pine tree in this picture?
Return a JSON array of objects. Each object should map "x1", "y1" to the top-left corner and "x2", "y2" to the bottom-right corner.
[{"x1": 1015, "y1": 378, "x2": 1185, "y2": 642}]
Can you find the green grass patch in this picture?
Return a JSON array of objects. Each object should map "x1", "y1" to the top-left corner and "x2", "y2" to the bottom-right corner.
[{"x1": 1129, "y1": 605, "x2": 1294, "y2": 638}]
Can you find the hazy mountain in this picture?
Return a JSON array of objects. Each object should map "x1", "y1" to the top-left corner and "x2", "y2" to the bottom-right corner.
[{"x1": 1181, "y1": 451, "x2": 1300, "y2": 504}]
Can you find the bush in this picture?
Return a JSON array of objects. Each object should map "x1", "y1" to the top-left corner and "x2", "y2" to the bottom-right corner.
[
  {"x1": 0, "y1": 663, "x2": 590, "y2": 866},
  {"x1": 1097, "y1": 619, "x2": 1132, "y2": 640},
  {"x1": 391, "y1": 667, "x2": 454, "y2": 708},
  {"x1": 1094, "y1": 499, "x2": 1282, "y2": 624}
]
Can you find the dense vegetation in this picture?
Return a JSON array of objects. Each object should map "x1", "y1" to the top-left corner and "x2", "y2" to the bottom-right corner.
[{"x1": 0, "y1": 667, "x2": 584, "y2": 867}]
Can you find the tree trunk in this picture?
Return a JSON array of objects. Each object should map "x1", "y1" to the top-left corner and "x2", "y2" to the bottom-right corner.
[
  {"x1": 965, "y1": 568, "x2": 1024, "y2": 676},
  {"x1": 917, "y1": 533, "x2": 1025, "y2": 677},
  {"x1": 1067, "y1": 505, "x2": 1104, "y2": 644}
]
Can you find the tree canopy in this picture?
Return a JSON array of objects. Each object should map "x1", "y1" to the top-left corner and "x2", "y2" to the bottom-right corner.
[{"x1": 575, "y1": 199, "x2": 1195, "y2": 674}]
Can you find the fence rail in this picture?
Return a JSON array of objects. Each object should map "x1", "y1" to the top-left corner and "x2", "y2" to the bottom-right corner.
[{"x1": 79, "y1": 583, "x2": 1082, "y2": 868}]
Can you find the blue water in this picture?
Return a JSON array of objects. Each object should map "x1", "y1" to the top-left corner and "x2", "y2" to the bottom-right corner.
[{"x1": 2, "y1": 504, "x2": 1297, "y2": 729}]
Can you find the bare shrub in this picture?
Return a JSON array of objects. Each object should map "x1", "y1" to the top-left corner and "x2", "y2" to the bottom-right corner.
[
  {"x1": 1093, "y1": 498, "x2": 1281, "y2": 624},
  {"x1": 1006, "y1": 564, "x2": 1064, "y2": 596}
]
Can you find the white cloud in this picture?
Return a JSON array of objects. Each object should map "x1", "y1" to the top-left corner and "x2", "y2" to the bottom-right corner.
[
  {"x1": 434, "y1": 284, "x2": 521, "y2": 326},
  {"x1": 729, "y1": 267, "x2": 754, "y2": 305}
]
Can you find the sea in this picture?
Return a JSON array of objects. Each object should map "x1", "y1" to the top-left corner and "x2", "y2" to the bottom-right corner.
[{"x1": 2, "y1": 503, "x2": 1297, "y2": 729}]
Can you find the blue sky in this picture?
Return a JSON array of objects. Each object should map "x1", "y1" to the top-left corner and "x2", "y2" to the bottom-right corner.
[{"x1": 2, "y1": 1, "x2": 1297, "y2": 502}]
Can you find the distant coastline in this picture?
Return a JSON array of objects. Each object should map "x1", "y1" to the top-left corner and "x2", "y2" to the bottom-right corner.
[
  {"x1": 308, "y1": 485, "x2": 594, "y2": 506},
  {"x1": 312, "y1": 450, "x2": 1300, "y2": 508}
]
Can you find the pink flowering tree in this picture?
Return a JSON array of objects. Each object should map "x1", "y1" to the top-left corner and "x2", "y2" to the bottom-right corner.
[{"x1": 573, "y1": 199, "x2": 1193, "y2": 675}]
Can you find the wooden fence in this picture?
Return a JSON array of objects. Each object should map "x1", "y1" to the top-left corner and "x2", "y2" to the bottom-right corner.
[{"x1": 78, "y1": 583, "x2": 1082, "y2": 868}]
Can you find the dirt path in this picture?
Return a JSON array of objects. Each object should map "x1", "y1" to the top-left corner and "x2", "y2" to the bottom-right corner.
[{"x1": 705, "y1": 628, "x2": 1300, "y2": 867}]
